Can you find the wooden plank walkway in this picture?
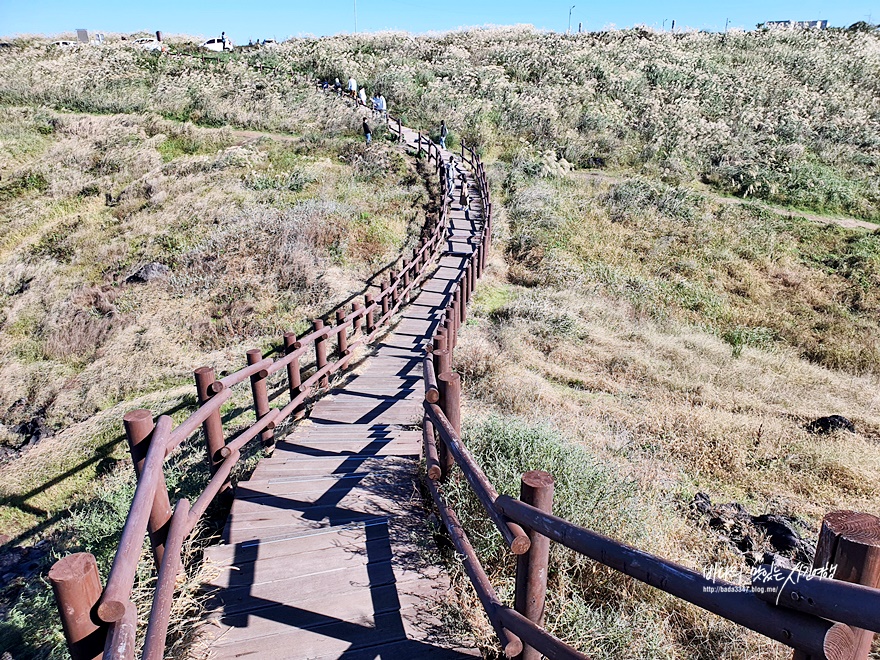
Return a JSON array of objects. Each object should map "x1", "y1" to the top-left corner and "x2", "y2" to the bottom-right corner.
[{"x1": 202, "y1": 125, "x2": 484, "y2": 659}]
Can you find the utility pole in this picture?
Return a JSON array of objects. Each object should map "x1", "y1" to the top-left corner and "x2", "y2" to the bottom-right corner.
[
  {"x1": 354, "y1": 0, "x2": 358, "y2": 33},
  {"x1": 568, "y1": 5, "x2": 576, "y2": 34}
]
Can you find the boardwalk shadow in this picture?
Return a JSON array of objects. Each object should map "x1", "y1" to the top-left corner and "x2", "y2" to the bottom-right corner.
[
  {"x1": 205, "y1": 435, "x2": 471, "y2": 657},
  {"x1": 199, "y1": 144, "x2": 483, "y2": 658},
  {"x1": 209, "y1": 520, "x2": 473, "y2": 658}
]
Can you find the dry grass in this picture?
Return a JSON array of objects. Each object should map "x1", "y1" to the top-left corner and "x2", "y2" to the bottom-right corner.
[
  {"x1": 1, "y1": 27, "x2": 879, "y2": 659},
  {"x1": 445, "y1": 165, "x2": 880, "y2": 658},
  {"x1": 0, "y1": 106, "x2": 423, "y2": 463}
]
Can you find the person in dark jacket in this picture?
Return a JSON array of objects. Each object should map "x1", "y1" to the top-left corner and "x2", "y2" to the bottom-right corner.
[
  {"x1": 363, "y1": 118, "x2": 372, "y2": 145},
  {"x1": 439, "y1": 120, "x2": 449, "y2": 149}
]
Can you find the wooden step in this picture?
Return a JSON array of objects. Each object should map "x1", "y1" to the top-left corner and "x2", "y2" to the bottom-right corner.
[{"x1": 204, "y1": 133, "x2": 484, "y2": 658}]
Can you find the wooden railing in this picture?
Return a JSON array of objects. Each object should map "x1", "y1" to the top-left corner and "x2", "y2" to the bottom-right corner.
[
  {"x1": 419, "y1": 148, "x2": 880, "y2": 659},
  {"x1": 46, "y1": 115, "x2": 460, "y2": 660},
  {"x1": 424, "y1": 372, "x2": 880, "y2": 659}
]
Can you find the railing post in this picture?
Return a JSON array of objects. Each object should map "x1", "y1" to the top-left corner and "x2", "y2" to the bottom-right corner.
[
  {"x1": 432, "y1": 348, "x2": 451, "y2": 377},
  {"x1": 436, "y1": 371, "x2": 461, "y2": 480},
  {"x1": 313, "y1": 318, "x2": 329, "y2": 388},
  {"x1": 283, "y1": 332, "x2": 305, "y2": 420},
  {"x1": 390, "y1": 269, "x2": 400, "y2": 308},
  {"x1": 463, "y1": 260, "x2": 472, "y2": 308},
  {"x1": 246, "y1": 349, "x2": 274, "y2": 446},
  {"x1": 193, "y1": 367, "x2": 226, "y2": 475},
  {"x1": 792, "y1": 511, "x2": 880, "y2": 660},
  {"x1": 49, "y1": 553, "x2": 107, "y2": 660},
  {"x1": 514, "y1": 471, "x2": 555, "y2": 660},
  {"x1": 444, "y1": 307, "x2": 456, "y2": 351},
  {"x1": 398, "y1": 117, "x2": 402, "y2": 143},
  {"x1": 123, "y1": 409, "x2": 173, "y2": 567},
  {"x1": 487, "y1": 201, "x2": 493, "y2": 254},
  {"x1": 381, "y1": 281, "x2": 390, "y2": 319},
  {"x1": 404, "y1": 259, "x2": 413, "y2": 292},
  {"x1": 336, "y1": 308, "x2": 348, "y2": 359},
  {"x1": 352, "y1": 302, "x2": 364, "y2": 338},
  {"x1": 365, "y1": 294, "x2": 376, "y2": 333}
]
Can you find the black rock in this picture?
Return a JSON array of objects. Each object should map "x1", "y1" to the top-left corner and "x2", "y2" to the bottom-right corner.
[
  {"x1": 11, "y1": 416, "x2": 51, "y2": 448},
  {"x1": 127, "y1": 262, "x2": 170, "y2": 283},
  {"x1": 690, "y1": 491, "x2": 712, "y2": 515},
  {"x1": 689, "y1": 493, "x2": 815, "y2": 565},
  {"x1": 806, "y1": 415, "x2": 855, "y2": 434}
]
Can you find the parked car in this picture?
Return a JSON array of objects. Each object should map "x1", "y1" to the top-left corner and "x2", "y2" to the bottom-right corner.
[
  {"x1": 134, "y1": 37, "x2": 166, "y2": 52},
  {"x1": 50, "y1": 40, "x2": 75, "y2": 47},
  {"x1": 200, "y1": 37, "x2": 233, "y2": 52},
  {"x1": 261, "y1": 39, "x2": 279, "y2": 49}
]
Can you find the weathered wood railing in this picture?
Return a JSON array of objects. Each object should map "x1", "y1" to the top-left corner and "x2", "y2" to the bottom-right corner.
[
  {"x1": 47, "y1": 113, "x2": 455, "y2": 660},
  {"x1": 419, "y1": 138, "x2": 880, "y2": 660},
  {"x1": 425, "y1": 367, "x2": 880, "y2": 658},
  {"x1": 302, "y1": 82, "x2": 880, "y2": 660}
]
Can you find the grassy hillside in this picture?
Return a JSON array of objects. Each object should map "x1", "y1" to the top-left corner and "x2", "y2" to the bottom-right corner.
[
  {"x1": 0, "y1": 98, "x2": 427, "y2": 656},
  {"x1": 1, "y1": 28, "x2": 878, "y2": 219},
  {"x1": 1, "y1": 27, "x2": 879, "y2": 660}
]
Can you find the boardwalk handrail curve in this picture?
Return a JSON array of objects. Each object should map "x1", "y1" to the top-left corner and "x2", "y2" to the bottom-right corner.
[
  {"x1": 415, "y1": 137, "x2": 880, "y2": 660},
  {"x1": 419, "y1": 139, "x2": 880, "y2": 660},
  {"x1": 423, "y1": 365, "x2": 880, "y2": 659},
  {"x1": 48, "y1": 111, "x2": 460, "y2": 660}
]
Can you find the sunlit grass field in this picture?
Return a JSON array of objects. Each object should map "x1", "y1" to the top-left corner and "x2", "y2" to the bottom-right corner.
[{"x1": 1, "y1": 26, "x2": 878, "y2": 659}]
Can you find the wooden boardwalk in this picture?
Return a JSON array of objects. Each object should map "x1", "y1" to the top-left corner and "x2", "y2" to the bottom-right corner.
[{"x1": 202, "y1": 126, "x2": 484, "y2": 659}]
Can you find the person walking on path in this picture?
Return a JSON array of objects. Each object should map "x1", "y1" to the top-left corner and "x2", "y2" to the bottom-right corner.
[
  {"x1": 439, "y1": 120, "x2": 449, "y2": 149},
  {"x1": 333, "y1": 78, "x2": 343, "y2": 94},
  {"x1": 363, "y1": 118, "x2": 372, "y2": 145},
  {"x1": 347, "y1": 76, "x2": 358, "y2": 99},
  {"x1": 371, "y1": 93, "x2": 381, "y2": 116},
  {"x1": 358, "y1": 87, "x2": 367, "y2": 107},
  {"x1": 378, "y1": 94, "x2": 387, "y2": 119}
]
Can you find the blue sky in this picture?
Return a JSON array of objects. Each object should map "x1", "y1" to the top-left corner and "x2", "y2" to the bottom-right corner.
[{"x1": 1, "y1": 0, "x2": 876, "y2": 43}]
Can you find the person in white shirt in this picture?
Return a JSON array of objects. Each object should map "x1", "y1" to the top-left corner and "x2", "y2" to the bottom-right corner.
[
  {"x1": 347, "y1": 77, "x2": 358, "y2": 98},
  {"x1": 378, "y1": 94, "x2": 387, "y2": 119},
  {"x1": 358, "y1": 87, "x2": 367, "y2": 106}
]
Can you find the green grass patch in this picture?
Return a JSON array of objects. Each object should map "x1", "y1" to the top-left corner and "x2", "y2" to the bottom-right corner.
[
  {"x1": 440, "y1": 415, "x2": 674, "y2": 657},
  {"x1": 471, "y1": 284, "x2": 513, "y2": 316}
]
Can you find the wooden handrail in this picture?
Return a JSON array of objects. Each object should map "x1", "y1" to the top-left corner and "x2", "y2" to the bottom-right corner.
[
  {"x1": 496, "y1": 496, "x2": 855, "y2": 659},
  {"x1": 425, "y1": 476, "x2": 523, "y2": 658},
  {"x1": 218, "y1": 356, "x2": 274, "y2": 389},
  {"x1": 424, "y1": 400, "x2": 530, "y2": 555},
  {"x1": 752, "y1": 564, "x2": 880, "y2": 635},
  {"x1": 98, "y1": 416, "x2": 173, "y2": 622},
  {"x1": 52, "y1": 90, "x2": 496, "y2": 660}
]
